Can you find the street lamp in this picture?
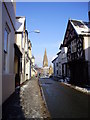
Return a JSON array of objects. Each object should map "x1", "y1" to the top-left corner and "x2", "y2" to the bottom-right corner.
[{"x1": 29, "y1": 29, "x2": 40, "y2": 33}]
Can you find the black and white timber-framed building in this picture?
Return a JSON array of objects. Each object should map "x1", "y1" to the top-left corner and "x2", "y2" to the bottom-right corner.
[{"x1": 63, "y1": 19, "x2": 90, "y2": 85}]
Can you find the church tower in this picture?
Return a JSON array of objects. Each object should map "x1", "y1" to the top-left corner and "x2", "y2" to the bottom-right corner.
[{"x1": 43, "y1": 48, "x2": 48, "y2": 67}]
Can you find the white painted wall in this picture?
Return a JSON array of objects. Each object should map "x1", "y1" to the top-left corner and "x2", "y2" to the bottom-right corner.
[
  {"x1": 61, "y1": 47, "x2": 67, "y2": 64},
  {"x1": 58, "y1": 47, "x2": 67, "y2": 77},
  {"x1": 52, "y1": 57, "x2": 58, "y2": 77},
  {"x1": 58, "y1": 52, "x2": 62, "y2": 76},
  {"x1": 83, "y1": 36, "x2": 90, "y2": 82},
  {"x1": 83, "y1": 36, "x2": 89, "y2": 61},
  {"x1": 2, "y1": 2, "x2": 15, "y2": 103},
  {"x1": 0, "y1": 2, "x2": 2, "y2": 119}
]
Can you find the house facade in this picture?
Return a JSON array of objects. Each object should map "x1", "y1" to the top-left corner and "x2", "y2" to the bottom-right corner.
[
  {"x1": 15, "y1": 17, "x2": 32, "y2": 84},
  {"x1": 27, "y1": 39, "x2": 32, "y2": 79},
  {"x1": 56, "y1": 44, "x2": 70, "y2": 79},
  {"x1": 63, "y1": 19, "x2": 90, "y2": 84},
  {"x1": 2, "y1": 2, "x2": 16, "y2": 103},
  {"x1": 15, "y1": 16, "x2": 26, "y2": 84},
  {"x1": 25, "y1": 30, "x2": 32, "y2": 80},
  {"x1": 49, "y1": 64, "x2": 53, "y2": 76},
  {"x1": 60, "y1": 44, "x2": 70, "y2": 78},
  {"x1": 31, "y1": 56, "x2": 37, "y2": 77},
  {"x1": 57, "y1": 51, "x2": 62, "y2": 77},
  {"x1": 52, "y1": 56, "x2": 58, "y2": 77},
  {"x1": 0, "y1": 2, "x2": 2, "y2": 118}
]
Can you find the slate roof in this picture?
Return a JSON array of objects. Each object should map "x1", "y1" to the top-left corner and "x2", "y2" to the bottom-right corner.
[
  {"x1": 70, "y1": 19, "x2": 90, "y2": 36},
  {"x1": 16, "y1": 16, "x2": 25, "y2": 32},
  {"x1": 52, "y1": 56, "x2": 58, "y2": 63}
]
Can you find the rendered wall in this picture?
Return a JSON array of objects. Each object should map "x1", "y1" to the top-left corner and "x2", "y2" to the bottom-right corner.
[
  {"x1": 2, "y1": 2, "x2": 15, "y2": 103},
  {"x1": 0, "y1": 1, "x2": 2, "y2": 119}
]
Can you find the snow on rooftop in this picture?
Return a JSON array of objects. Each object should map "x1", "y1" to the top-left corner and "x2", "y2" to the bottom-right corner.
[
  {"x1": 16, "y1": 17, "x2": 25, "y2": 32},
  {"x1": 52, "y1": 55, "x2": 58, "y2": 62},
  {"x1": 71, "y1": 19, "x2": 90, "y2": 35}
]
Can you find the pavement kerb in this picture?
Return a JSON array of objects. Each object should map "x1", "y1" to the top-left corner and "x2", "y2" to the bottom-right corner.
[
  {"x1": 61, "y1": 82, "x2": 90, "y2": 95},
  {"x1": 38, "y1": 79, "x2": 51, "y2": 117}
]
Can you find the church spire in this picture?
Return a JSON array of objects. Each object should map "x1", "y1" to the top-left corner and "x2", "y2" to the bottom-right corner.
[{"x1": 43, "y1": 48, "x2": 48, "y2": 67}]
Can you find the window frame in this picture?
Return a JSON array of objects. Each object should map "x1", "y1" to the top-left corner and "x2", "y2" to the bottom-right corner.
[
  {"x1": 3, "y1": 23, "x2": 10, "y2": 72},
  {"x1": 71, "y1": 39, "x2": 77, "y2": 53}
]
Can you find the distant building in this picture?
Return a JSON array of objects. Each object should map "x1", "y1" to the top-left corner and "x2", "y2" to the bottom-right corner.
[
  {"x1": 49, "y1": 64, "x2": 53, "y2": 76},
  {"x1": 59, "y1": 44, "x2": 70, "y2": 78},
  {"x1": 28, "y1": 40, "x2": 32, "y2": 79},
  {"x1": 57, "y1": 51, "x2": 62, "y2": 77},
  {"x1": 42, "y1": 49, "x2": 49, "y2": 77},
  {"x1": 52, "y1": 56, "x2": 58, "y2": 77},
  {"x1": 35, "y1": 66, "x2": 43, "y2": 77},
  {"x1": 25, "y1": 30, "x2": 32, "y2": 80},
  {"x1": 31, "y1": 55, "x2": 37, "y2": 77}
]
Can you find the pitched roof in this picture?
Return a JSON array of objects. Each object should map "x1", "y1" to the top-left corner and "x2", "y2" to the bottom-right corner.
[
  {"x1": 70, "y1": 19, "x2": 90, "y2": 35},
  {"x1": 52, "y1": 56, "x2": 58, "y2": 63},
  {"x1": 57, "y1": 51, "x2": 61, "y2": 55},
  {"x1": 16, "y1": 16, "x2": 25, "y2": 32}
]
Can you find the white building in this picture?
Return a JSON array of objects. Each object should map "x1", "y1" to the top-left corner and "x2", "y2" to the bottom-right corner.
[
  {"x1": 15, "y1": 16, "x2": 26, "y2": 84},
  {"x1": 31, "y1": 56, "x2": 37, "y2": 77},
  {"x1": 52, "y1": 56, "x2": 58, "y2": 77},
  {"x1": 2, "y1": 2, "x2": 16, "y2": 103},
  {"x1": 0, "y1": 2, "x2": 2, "y2": 118},
  {"x1": 57, "y1": 44, "x2": 70, "y2": 79},
  {"x1": 25, "y1": 30, "x2": 31, "y2": 80},
  {"x1": 57, "y1": 51, "x2": 62, "y2": 77}
]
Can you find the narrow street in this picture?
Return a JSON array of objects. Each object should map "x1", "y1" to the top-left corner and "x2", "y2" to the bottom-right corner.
[
  {"x1": 2, "y1": 78, "x2": 50, "y2": 119},
  {"x1": 39, "y1": 78, "x2": 90, "y2": 118}
]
